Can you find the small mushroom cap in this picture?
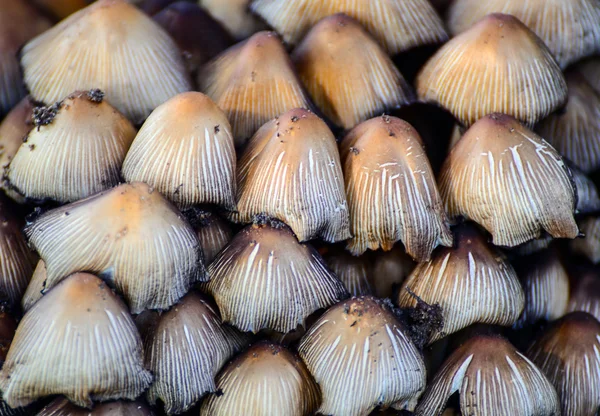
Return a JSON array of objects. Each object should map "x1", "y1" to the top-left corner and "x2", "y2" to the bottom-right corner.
[
  {"x1": 439, "y1": 113, "x2": 578, "y2": 246},
  {"x1": 340, "y1": 116, "x2": 452, "y2": 260},
  {"x1": 571, "y1": 217, "x2": 600, "y2": 264},
  {"x1": 447, "y1": 0, "x2": 600, "y2": 68},
  {"x1": 200, "y1": 342, "x2": 320, "y2": 416},
  {"x1": 144, "y1": 292, "x2": 247, "y2": 414},
  {"x1": 397, "y1": 224, "x2": 524, "y2": 343},
  {"x1": 571, "y1": 166, "x2": 600, "y2": 214},
  {"x1": 20, "y1": 0, "x2": 192, "y2": 124},
  {"x1": 25, "y1": 182, "x2": 206, "y2": 314},
  {"x1": 37, "y1": 397, "x2": 154, "y2": 416},
  {"x1": 370, "y1": 245, "x2": 415, "y2": 299},
  {"x1": 299, "y1": 296, "x2": 426, "y2": 415},
  {"x1": 230, "y1": 108, "x2": 350, "y2": 243},
  {"x1": 185, "y1": 209, "x2": 233, "y2": 265},
  {"x1": 205, "y1": 222, "x2": 348, "y2": 333},
  {"x1": 324, "y1": 250, "x2": 373, "y2": 297},
  {"x1": 527, "y1": 312, "x2": 600, "y2": 416},
  {"x1": 578, "y1": 57, "x2": 600, "y2": 93},
  {"x1": 7, "y1": 90, "x2": 136, "y2": 203},
  {"x1": 292, "y1": 15, "x2": 413, "y2": 130},
  {"x1": 199, "y1": 32, "x2": 311, "y2": 148},
  {"x1": 0, "y1": 273, "x2": 152, "y2": 408},
  {"x1": 250, "y1": 0, "x2": 447, "y2": 54},
  {"x1": 567, "y1": 271, "x2": 600, "y2": 321},
  {"x1": 199, "y1": 0, "x2": 267, "y2": 40},
  {"x1": 417, "y1": 13, "x2": 567, "y2": 127},
  {"x1": 415, "y1": 334, "x2": 560, "y2": 415},
  {"x1": 122, "y1": 92, "x2": 236, "y2": 210}
]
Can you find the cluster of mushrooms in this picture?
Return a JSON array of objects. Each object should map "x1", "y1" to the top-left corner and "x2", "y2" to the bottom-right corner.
[{"x1": 0, "y1": 0, "x2": 598, "y2": 415}]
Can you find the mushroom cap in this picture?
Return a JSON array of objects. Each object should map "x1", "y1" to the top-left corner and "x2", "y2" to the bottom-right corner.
[
  {"x1": 229, "y1": 108, "x2": 350, "y2": 243},
  {"x1": 20, "y1": 0, "x2": 192, "y2": 124},
  {"x1": 292, "y1": 14, "x2": 413, "y2": 130},
  {"x1": 185, "y1": 209, "x2": 233, "y2": 265},
  {"x1": 370, "y1": 245, "x2": 415, "y2": 299},
  {"x1": 199, "y1": 0, "x2": 267, "y2": 39},
  {"x1": 439, "y1": 113, "x2": 578, "y2": 246},
  {"x1": 567, "y1": 271, "x2": 600, "y2": 321},
  {"x1": 417, "y1": 13, "x2": 567, "y2": 127},
  {"x1": 205, "y1": 222, "x2": 348, "y2": 333},
  {"x1": 324, "y1": 250, "x2": 373, "y2": 297},
  {"x1": 571, "y1": 166, "x2": 600, "y2": 214},
  {"x1": 0, "y1": 273, "x2": 152, "y2": 408},
  {"x1": 122, "y1": 92, "x2": 236, "y2": 210},
  {"x1": 199, "y1": 31, "x2": 311, "y2": 148},
  {"x1": 25, "y1": 182, "x2": 206, "y2": 314},
  {"x1": 299, "y1": 296, "x2": 426, "y2": 415},
  {"x1": 250, "y1": 0, "x2": 447, "y2": 54}
]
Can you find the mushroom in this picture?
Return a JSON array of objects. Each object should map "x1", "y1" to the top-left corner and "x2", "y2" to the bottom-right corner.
[
  {"x1": 578, "y1": 57, "x2": 600, "y2": 93},
  {"x1": 324, "y1": 249, "x2": 373, "y2": 297},
  {"x1": 571, "y1": 217, "x2": 600, "y2": 264},
  {"x1": 0, "y1": 273, "x2": 152, "y2": 408},
  {"x1": 417, "y1": 14, "x2": 567, "y2": 127},
  {"x1": 199, "y1": 0, "x2": 267, "y2": 40},
  {"x1": 37, "y1": 397, "x2": 154, "y2": 416},
  {"x1": 122, "y1": 92, "x2": 236, "y2": 210},
  {"x1": 397, "y1": 224, "x2": 524, "y2": 343},
  {"x1": 204, "y1": 220, "x2": 348, "y2": 333},
  {"x1": 439, "y1": 113, "x2": 578, "y2": 246},
  {"x1": 198, "y1": 32, "x2": 312, "y2": 148},
  {"x1": 184, "y1": 208, "x2": 233, "y2": 265},
  {"x1": 571, "y1": 166, "x2": 600, "y2": 214},
  {"x1": 370, "y1": 245, "x2": 415, "y2": 299},
  {"x1": 567, "y1": 270, "x2": 600, "y2": 321},
  {"x1": 292, "y1": 15, "x2": 413, "y2": 130},
  {"x1": 6, "y1": 90, "x2": 136, "y2": 203},
  {"x1": 21, "y1": 259, "x2": 47, "y2": 312},
  {"x1": 229, "y1": 109, "x2": 350, "y2": 243},
  {"x1": 299, "y1": 296, "x2": 426, "y2": 414},
  {"x1": 25, "y1": 182, "x2": 206, "y2": 313},
  {"x1": 20, "y1": 0, "x2": 192, "y2": 124}
]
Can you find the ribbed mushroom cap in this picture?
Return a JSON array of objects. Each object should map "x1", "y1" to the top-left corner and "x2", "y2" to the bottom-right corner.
[
  {"x1": 514, "y1": 250, "x2": 570, "y2": 328},
  {"x1": 417, "y1": 14, "x2": 567, "y2": 127},
  {"x1": 537, "y1": 71, "x2": 600, "y2": 174},
  {"x1": 144, "y1": 292, "x2": 247, "y2": 414},
  {"x1": 567, "y1": 271, "x2": 600, "y2": 321},
  {"x1": 527, "y1": 312, "x2": 600, "y2": 416},
  {"x1": 38, "y1": 397, "x2": 154, "y2": 416},
  {"x1": 122, "y1": 92, "x2": 235, "y2": 210},
  {"x1": 25, "y1": 182, "x2": 206, "y2": 314},
  {"x1": 20, "y1": 0, "x2": 192, "y2": 124},
  {"x1": 447, "y1": 0, "x2": 600, "y2": 69},
  {"x1": 200, "y1": 342, "x2": 320, "y2": 416},
  {"x1": 0, "y1": 0, "x2": 50, "y2": 117},
  {"x1": 397, "y1": 224, "x2": 524, "y2": 343},
  {"x1": 205, "y1": 222, "x2": 348, "y2": 333},
  {"x1": 370, "y1": 246, "x2": 415, "y2": 299},
  {"x1": 199, "y1": 32, "x2": 311, "y2": 148},
  {"x1": 292, "y1": 15, "x2": 413, "y2": 130},
  {"x1": 7, "y1": 90, "x2": 136, "y2": 203},
  {"x1": 199, "y1": 0, "x2": 266, "y2": 39},
  {"x1": 572, "y1": 167, "x2": 600, "y2": 214},
  {"x1": 578, "y1": 57, "x2": 600, "y2": 93},
  {"x1": 325, "y1": 250, "x2": 373, "y2": 297},
  {"x1": 299, "y1": 296, "x2": 426, "y2": 414},
  {"x1": 250, "y1": 0, "x2": 447, "y2": 54},
  {"x1": 415, "y1": 333, "x2": 560, "y2": 415},
  {"x1": 571, "y1": 217, "x2": 600, "y2": 264},
  {"x1": 185, "y1": 209, "x2": 233, "y2": 265},
  {"x1": 0, "y1": 273, "x2": 152, "y2": 408},
  {"x1": 230, "y1": 109, "x2": 350, "y2": 243},
  {"x1": 439, "y1": 113, "x2": 578, "y2": 246},
  {"x1": 340, "y1": 116, "x2": 451, "y2": 260}
]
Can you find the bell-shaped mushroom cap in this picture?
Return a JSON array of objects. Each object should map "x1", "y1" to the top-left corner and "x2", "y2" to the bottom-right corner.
[
  {"x1": 537, "y1": 71, "x2": 600, "y2": 174},
  {"x1": 397, "y1": 224, "x2": 525, "y2": 343},
  {"x1": 205, "y1": 221, "x2": 348, "y2": 333},
  {"x1": 447, "y1": 0, "x2": 600, "y2": 69},
  {"x1": 0, "y1": 0, "x2": 50, "y2": 117},
  {"x1": 571, "y1": 217, "x2": 600, "y2": 264},
  {"x1": 144, "y1": 292, "x2": 247, "y2": 414},
  {"x1": 439, "y1": 113, "x2": 578, "y2": 246},
  {"x1": 198, "y1": 32, "x2": 312, "y2": 148},
  {"x1": 415, "y1": 333, "x2": 560, "y2": 415},
  {"x1": 527, "y1": 312, "x2": 600, "y2": 416},
  {"x1": 199, "y1": 0, "x2": 266, "y2": 40},
  {"x1": 0, "y1": 195, "x2": 37, "y2": 306},
  {"x1": 417, "y1": 14, "x2": 567, "y2": 127},
  {"x1": 250, "y1": 0, "x2": 447, "y2": 54},
  {"x1": 514, "y1": 249, "x2": 570, "y2": 328},
  {"x1": 185, "y1": 209, "x2": 233, "y2": 265},
  {"x1": 230, "y1": 109, "x2": 350, "y2": 243},
  {"x1": 7, "y1": 90, "x2": 136, "y2": 203},
  {"x1": 299, "y1": 296, "x2": 426, "y2": 414},
  {"x1": 324, "y1": 249, "x2": 373, "y2": 297},
  {"x1": 292, "y1": 15, "x2": 413, "y2": 130},
  {"x1": 572, "y1": 167, "x2": 600, "y2": 214},
  {"x1": 567, "y1": 271, "x2": 600, "y2": 321},
  {"x1": 578, "y1": 57, "x2": 600, "y2": 93},
  {"x1": 20, "y1": 0, "x2": 192, "y2": 124},
  {"x1": 200, "y1": 342, "x2": 320, "y2": 416},
  {"x1": 0, "y1": 273, "x2": 152, "y2": 408},
  {"x1": 122, "y1": 92, "x2": 236, "y2": 210},
  {"x1": 340, "y1": 116, "x2": 451, "y2": 260},
  {"x1": 25, "y1": 182, "x2": 206, "y2": 314},
  {"x1": 370, "y1": 245, "x2": 415, "y2": 299},
  {"x1": 38, "y1": 397, "x2": 154, "y2": 416}
]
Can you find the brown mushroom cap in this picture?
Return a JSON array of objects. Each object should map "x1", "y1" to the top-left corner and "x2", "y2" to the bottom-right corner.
[
  {"x1": 185, "y1": 209, "x2": 233, "y2": 265},
  {"x1": 37, "y1": 397, "x2": 154, "y2": 416},
  {"x1": 567, "y1": 271, "x2": 600, "y2": 321},
  {"x1": 370, "y1": 245, "x2": 415, "y2": 299},
  {"x1": 199, "y1": 0, "x2": 267, "y2": 40},
  {"x1": 417, "y1": 13, "x2": 567, "y2": 127},
  {"x1": 324, "y1": 249, "x2": 373, "y2": 297},
  {"x1": 20, "y1": 0, "x2": 192, "y2": 124},
  {"x1": 0, "y1": 273, "x2": 152, "y2": 408}
]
